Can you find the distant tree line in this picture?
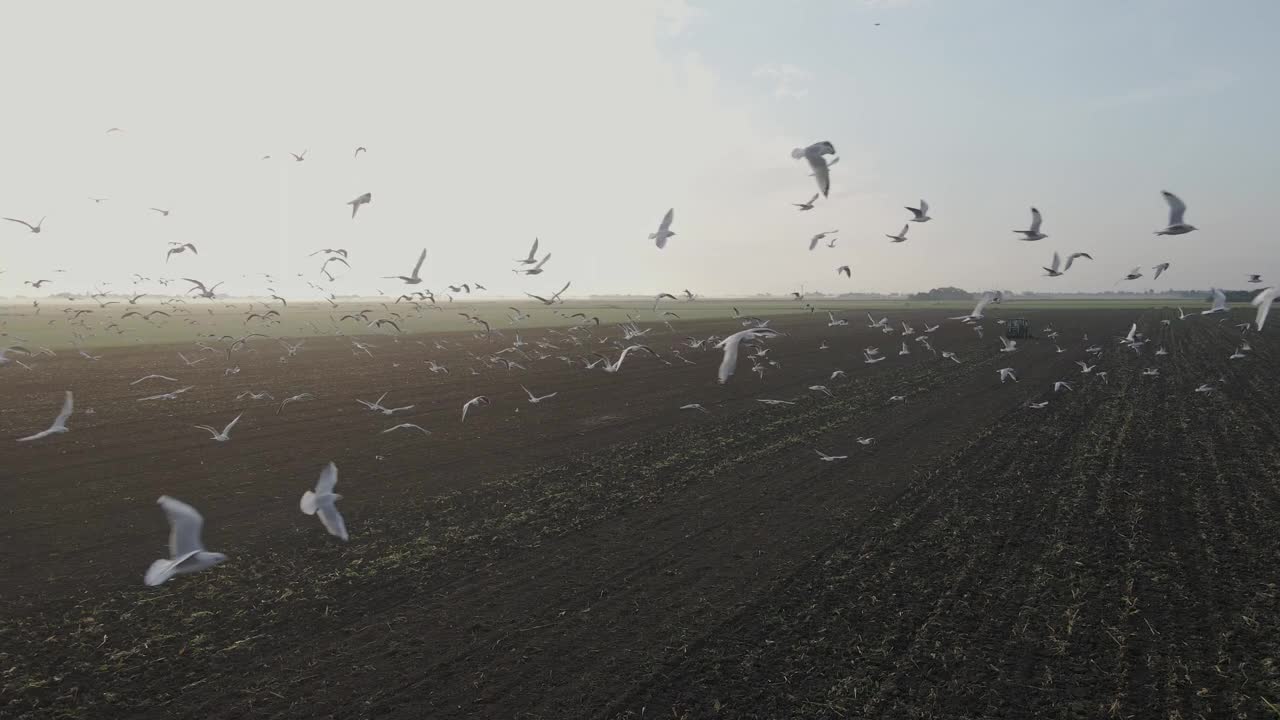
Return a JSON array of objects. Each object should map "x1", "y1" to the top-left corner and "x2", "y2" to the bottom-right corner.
[{"x1": 909, "y1": 287, "x2": 972, "y2": 301}]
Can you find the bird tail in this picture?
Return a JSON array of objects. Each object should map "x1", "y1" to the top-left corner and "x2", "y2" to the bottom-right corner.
[
  {"x1": 648, "y1": 232, "x2": 657, "y2": 239},
  {"x1": 144, "y1": 559, "x2": 175, "y2": 586},
  {"x1": 790, "y1": 148, "x2": 805, "y2": 159},
  {"x1": 300, "y1": 490, "x2": 319, "y2": 515}
]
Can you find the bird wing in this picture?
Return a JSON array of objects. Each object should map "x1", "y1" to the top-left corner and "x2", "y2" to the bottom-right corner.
[
  {"x1": 3, "y1": 217, "x2": 36, "y2": 231},
  {"x1": 315, "y1": 461, "x2": 339, "y2": 494},
  {"x1": 316, "y1": 501, "x2": 348, "y2": 540},
  {"x1": 1162, "y1": 191, "x2": 1186, "y2": 226},
  {"x1": 527, "y1": 237, "x2": 539, "y2": 260},
  {"x1": 1030, "y1": 207, "x2": 1042, "y2": 233},
  {"x1": 715, "y1": 332, "x2": 745, "y2": 384},
  {"x1": 1049, "y1": 251, "x2": 1060, "y2": 272},
  {"x1": 807, "y1": 155, "x2": 830, "y2": 197},
  {"x1": 1252, "y1": 287, "x2": 1276, "y2": 330},
  {"x1": 411, "y1": 248, "x2": 427, "y2": 277},
  {"x1": 533, "y1": 253, "x2": 551, "y2": 270},
  {"x1": 51, "y1": 390, "x2": 74, "y2": 429},
  {"x1": 1213, "y1": 287, "x2": 1227, "y2": 308},
  {"x1": 659, "y1": 208, "x2": 674, "y2": 232},
  {"x1": 222, "y1": 413, "x2": 242, "y2": 435},
  {"x1": 159, "y1": 495, "x2": 206, "y2": 556}
]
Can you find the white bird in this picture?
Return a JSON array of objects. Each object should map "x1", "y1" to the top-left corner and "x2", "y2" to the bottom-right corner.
[
  {"x1": 593, "y1": 345, "x2": 658, "y2": 373},
  {"x1": 1121, "y1": 267, "x2": 1143, "y2": 282},
  {"x1": 131, "y1": 374, "x2": 178, "y2": 385},
  {"x1": 791, "y1": 141, "x2": 837, "y2": 197},
  {"x1": 17, "y1": 391, "x2": 73, "y2": 442},
  {"x1": 138, "y1": 386, "x2": 194, "y2": 402},
  {"x1": 997, "y1": 367, "x2": 1018, "y2": 383},
  {"x1": 1248, "y1": 274, "x2": 1263, "y2": 284},
  {"x1": 1194, "y1": 383, "x2": 1214, "y2": 393},
  {"x1": 515, "y1": 238, "x2": 540, "y2": 264},
  {"x1": 855, "y1": 436, "x2": 875, "y2": 445},
  {"x1": 356, "y1": 392, "x2": 415, "y2": 416},
  {"x1": 826, "y1": 311, "x2": 848, "y2": 327},
  {"x1": 143, "y1": 496, "x2": 227, "y2": 586},
  {"x1": 1152, "y1": 262, "x2": 1170, "y2": 280},
  {"x1": 1027, "y1": 401, "x2": 1049, "y2": 409},
  {"x1": 1251, "y1": 286, "x2": 1277, "y2": 331},
  {"x1": 1076, "y1": 361, "x2": 1096, "y2": 374},
  {"x1": 793, "y1": 193, "x2": 819, "y2": 211},
  {"x1": 1201, "y1": 287, "x2": 1229, "y2": 315},
  {"x1": 1155, "y1": 190, "x2": 1196, "y2": 235},
  {"x1": 513, "y1": 252, "x2": 552, "y2": 275},
  {"x1": 178, "y1": 352, "x2": 206, "y2": 367},
  {"x1": 347, "y1": 192, "x2": 372, "y2": 219},
  {"x1": 886, "y1": 224, "x2": 909, "y2": 243},
  {"x1": 864, "y1": 351, "x2": 885, "y2": 364},
  {"x1": 650, "y1": 208, "x2": 676, "y2": 249},
  {"x1": 522, "y1": 385, "x2": 558, "y2": 403},
  {"x1": 829, "y1": 370, "x2": 847, "y2": 381},
  {"x1": 387, "y1": 248, "x2": 427, "y2": 284},
  {"x1": 193, "y1": 413, "x2": 241, "y2": 442},
  {"x1": 905, "y1": 199, "x2": 931, "y2": 222},
  {"x1": 715, "y1": 328, "x2": 781, "y2": 384},
  {"x1": 756, "y1": 399, "x2": 796, "y2": 406},
  {"x1": 461, "y1": 395, "x2": 490, "y2": 422},
  {"x1": 814, "y1": 450, "x2": 847, "y2": 462},
  {"x1": 999, "y1": 336, "x2": 1018, "y2": 353},
  {"x1": 1053, "y1": 381, "x2": 1073, "y2": 393},
  {"x1": 300, "y1": 462, "x2": 348, "y2": 541},
  {"x1": 941, "y1": 351, "x2": 961, "y2": 363},
  {"x1": 1229, "y1": 346, "x2": 1247, "y2": 360},
  {"x1": 951, "y1": 292, "x2": 1000, "y2": 322},
  {"x1": 1014, "y1": 207, "x2": 1046, "y2": 241},
  {"x1": 680, "y1": 403, "x2": 710, "y2": 414},
  {"x1": 808, "y1": 385, "x2": 835, "y2": 398},
  {"x1": 1043, "y1": 251, "x2": 1092, "y2": 277},
  {"x1": 899, "y1": 342, "x2": 910, "y2": 356},
  {"x1": 382, "y1": 423, "x2": 431, "y2": 435}
]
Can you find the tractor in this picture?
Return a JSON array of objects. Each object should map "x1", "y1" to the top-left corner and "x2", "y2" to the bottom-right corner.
[{"x1": 1005, "y1": 318, "x2": 1032, "y2": 340}]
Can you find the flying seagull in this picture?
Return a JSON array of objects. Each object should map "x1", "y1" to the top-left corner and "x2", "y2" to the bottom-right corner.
[
  {"x1": 150, "y1": 207, "x2": 171, "y2": 217},
  {"x1": 905, "y1": 200, "x2": 931, "y2": 222},
  {"x1": 716, "y1": 328, "x2": 782, "y2": 384},
  {"x1": 951, "y1": 292, "x2": 1000, "y2": 322},
  {"x1": 1152, "y1": 262, "x2": 1170, "y2": 280},
  {"x1": 348, "y1": 192, "x2": 372, "y2": 219},
  {"x1": 650, "y1": 208, "x2": 676, "y2": 249},
  {"x1": 291, "y1": 149, "x2": 308, "y2": 162},
  {"x1": 837, "y1": 265, "x2": 851, "y2": 278},
  {"x1": 1248, "y1": 274, "x2": 1263, "y2": 284},
  {"x1": 353, "y1": 146, "x2": 367, "y2": 158},
  {"x1": 300, "y1": 462, "x2": 348, "y2": 541},
  {"x1": 791, "y1": 141, "x2": 837, "y2": 197},
  {"x1": 1155, "y1": 191, "x2": 1196, "y2": 235},
  {"x1": 144, "y1": 496, "x2": 227, "y2": 586},
  {"x1": 886, "y1": 224, "x2": 909, "y2": 243},
  {"x1": 1251, "y1": 286, "x2": 1277, "y2": 331},
  {"x1": 17, "y1": 391, "x2": 73, "y2": 442},
  {"x1": 3, "y1": 216, "x2": 44, "y2": 233},
  {"x1": 793, "y1": 193, "x2": 819, "y2": 211},
  {"x1": 808, "y1": 231, "x2": 838, "y2": 251},
  {"x1": 1201, "y1": 287, "x2": 1229, "y2": 315},
  {"x1": 814, "y1": 450, "x2": 847, "y2": 462},
  {"x1": 387, "y1": 248, "x2": 427, "y2": 284},
  {"x1": 193, "y1": 413, "x2": 242, "y2": 442},
  {"x1": 461, "y1": 395, "x2": 491, "y2": 422},
  {"x1": 1014, "y1": 207, "x2": 1046, "y2": 241},
  {"x1": 166, "y1": 243, "x2": 198, "y2": 262},
  {"x1": 514, "y1": 253, "x2": 551, "y2": 275},
  {"x1": 521, "y1": 385, "x2": 558, "y2": 403},
  {"x1": 516, "y1": 238, "x2": 540, "y2": 264}
]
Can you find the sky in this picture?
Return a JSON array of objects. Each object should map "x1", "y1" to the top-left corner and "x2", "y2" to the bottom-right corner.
[{"x1": 0, "y1": 0, "x2": 1277, "y2": 299}]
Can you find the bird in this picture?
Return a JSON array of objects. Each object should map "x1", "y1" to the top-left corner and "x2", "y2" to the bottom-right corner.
[
  {"x1": 1043, "y1": 252, "x2": 1065, "y2": 277},
  {"x1": 149, "y1": 207, "x2": 171, "y2": 217},
  {"x1": 650, "y1": 208, "x2": 676, "y2": 249},
  {"x1": 837, "y1": 265, "x2": 851, "y2": 278},
  {"x1": 680, "y1": 403, "x2": 710, "y2": 414},
  {"x1": 855, "y1": 437, "x2": 875, "y2": 446},
  {"x1": 1252, "y1": 286, "x2": 1277, "y2": 331},
  {"x1": 290, "y1": 149, "x2": 308, "y2": 162},
  {"x1": 131, "y1": 374, "x2": 178, "y2": 385},
  {"x1": 808, "y1": 231, "x2": 838, "y2": 250},
  {"x1": 592, "y1": 345, "x2": 658, "y2": 373},
  {"x1": 521, "y1": 385, "x2": 558, "y2": 403},
  {"x1": 1027, "y1": 401, "x2": 1049, "y2": 409},
  {"x1": 793, "y1": 193, "x2": 819, "y2": 211},
  {"x1": 16, "y1": 391, "x2": 73, "y2": 442},
  {"x1": 1014, "y1": 207, "x2": 1047, "y2": 240},
  {"x1": 1053, "y1": 381, "x2": 1073, "y2": 393},
  {"x1": 997, "y1": 368, "x2": 1018, "y2": 383},
  {"x1": 144, "y1": 496, "x2": 228, "y2": 586},
  {"x1": 905, "y1": 199, "x2": 931, "y2": 222},
  {"x1": 1155, "y1": 191, "x2": 1196, "y2": 235},
  {"x1": 814, "y1": 450, "x2": 847, "y2": 462},
  {"x1": 193, "y1": 413, "x2": 242, "y2": 442},
  {"x1": 1076, "y1": 361, "x2": 1096, "y2": 374},
  {"x1": 513, "y1": 253, "x2": 551, "y2": 275},
  {"x1": 715, "y1": 328, "x2": 782, "y2": 384},
  {"x1": 382, "y1": 423, "x2": 430, "y2": 435},
  {"x1": 1152, "y1": 262, "x2": 1170, "y2": 280},
  {"x1": 387, "y1": 249, "x2": 427, "y2": 284},
  {"x1": 886, "y1": 224, "x2": 909, "y2": 243},
  {"x1": 791, "y1": 141, "x2": 837, "y2": 197},
  {"x1": 300, "y1": 462, "x2": 348, "y2": 541},
  {"x1": 998, "y1": 336, "x2": 1017, "y2": 353},
  {"x1": 461, "y1": 395, "x2": 491, "y2": 422},
  {"x1": 516, "y1": 238, "x2": 540, "y2": 264},
  {"x1": 951, "y1": 292, "x2": 1000, "y2": 322},
  {"x1": 24, "y1": 279, "x2": 52, "y2": 288},
  {"x1": 348, "y1": 192, "x2": 372, "y2": 218},
  {"x1": 1248, "y1": 274, "x2": 1263, "y2": 284},
  {"x1": 353, "y1": 146, "x2": 367, "y2": 158},
  {"x1": 356, "y1": 392, "x2": 415, "y2": 416},
  {"x1": 166, "y1": 243, "x2": 198, "y2": 262},
  {"x1": 3, "y1": 216, "x2": 44, "y2": 233},
  {"x1": 1201, "y1": 287, "x2": 1229, "y2": 315},
  {"x1": 1063, "y1": 252, "x2": 1093, "y2": 272},
  {"x1": 1121, "y1": 267, "x2": 1143, "y2": 282}
]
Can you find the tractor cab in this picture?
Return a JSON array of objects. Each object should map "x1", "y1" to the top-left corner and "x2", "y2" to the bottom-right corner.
[{"x1": 1006, "y1": 318, "x2": 1031, "y2": 340}]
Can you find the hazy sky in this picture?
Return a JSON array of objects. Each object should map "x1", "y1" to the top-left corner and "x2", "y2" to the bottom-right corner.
[{"x1": 1, "y1": 0, "x2": 1276, "y2": 299}]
